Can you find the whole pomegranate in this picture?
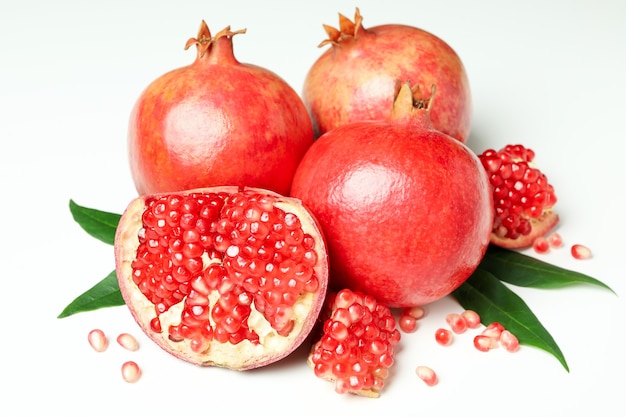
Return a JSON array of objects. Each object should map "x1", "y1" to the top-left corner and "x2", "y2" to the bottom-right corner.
[
  {"x1": 114, "y1": 186, "x2": 329, "y2": 370},
  {"x1": 478, "y1": 144, "x2": 559, "y2": 248},
  {"x1": 302, "y1": 8, "x2": 472, "y2": 142},
  {"x1": 128, "y1": 21, "x2": 314, "y2": 196},
  {"x1": 290, "y1": 82, "x2": 493, "y2": 307}
]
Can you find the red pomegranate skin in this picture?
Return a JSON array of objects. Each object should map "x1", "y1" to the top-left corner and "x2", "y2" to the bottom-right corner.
[
  {"x1": 129, "y1": 25, "x2": 314, "y2": 196},
  {"x1": 303, "y1": 10, "x2": 472, "y2": 142},
  {"x1": 291, "y1": 84, "x2": 492, "y2": 307}
]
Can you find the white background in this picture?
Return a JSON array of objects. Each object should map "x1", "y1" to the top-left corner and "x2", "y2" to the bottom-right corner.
[{"x1": 1, "y1": 1, "x2": 625, "y2": 415}]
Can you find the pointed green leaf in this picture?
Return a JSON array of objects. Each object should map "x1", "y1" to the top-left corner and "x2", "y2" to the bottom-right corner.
[
  {"x1": 453, "y1": 269, "x2": 569, "y2": 372},
  {"x1": 69, "y1": 199, "x2": 121, "y2": 245},
  {"x1": 481, "y1": 245, "x2": 615, "y2": 293},
  {"x1": 57, "y1": 270, "x2": 124, "y2": 318}
]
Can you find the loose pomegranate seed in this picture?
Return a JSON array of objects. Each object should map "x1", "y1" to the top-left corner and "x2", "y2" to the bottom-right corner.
[
  {"x1": 482, "y1": 322, "x2": 505, "y2": 340},
  {"x1": 445, "y1": 313, "x2": 468, "y2": 334},
  {"x1": 500, "y1": 330, "x2": 520, "y2": 352},
  {"x1": 401, "y1": 306, "x2": 425, "y2": 320},
  {"x1": 547, "y1": 232, "x2": 563, "y2": 248},
  {"x1": 571, "y1": 244, "x2": 592, "y2": 260},
  {"x1": 87, "y1": 329, "x2": 108, "y2": 352},
  {"x1": 116, "y1": 333, "x2": 140, "y2": 351},
  {"x1": 399, "y1": 314, "x2": 418, "y2": 333},
  {"x1": 532, "y1": 236, "x2": 550, "y2": 254},
  {"x1": 435, "y1": 328, "x2": 453, "y2": 346},
  {"x1": 121, "y1": 361, "x2": 142, "y2": 383},
  {"x1": 461, "y1": 310, "x2": 481, "y2": 328},
  {"x1": 415, "y1": 365, "x2": 438, "y2": 386},
  {"x1": 473, "y1": 335, "x2": 498, "y2": 352}
]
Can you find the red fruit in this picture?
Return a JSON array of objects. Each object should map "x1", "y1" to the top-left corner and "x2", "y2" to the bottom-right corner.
[
  {"x1": 478, "y1": 144, "x2": 559, "y2": 248},
  {"x1": 114, "y1": 186, "x2": 329, "y2": 370},
  {"x1": 290, "y1": 82, "x2": 493, "y2": 307},
  {"x1": 303, "y1": 8, "x2": 472, "y2": 142},
  {"x1": 128, "y1": 21, "x2": 314, "y2": 196},
  {"x1": 308, "y1": 289, "x2": 401, "y2": 397}
]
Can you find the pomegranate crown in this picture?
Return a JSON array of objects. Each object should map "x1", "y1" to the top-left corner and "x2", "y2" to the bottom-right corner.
[
  {"x1": 185, "y1": 20, "x2": 246, "y2": 58},
  {"x1": 318, "y1": 7, "x2": 365, "y2": 47},
  {"x1": 392, "y1": 81, "x2": 436, "y2": 119}
]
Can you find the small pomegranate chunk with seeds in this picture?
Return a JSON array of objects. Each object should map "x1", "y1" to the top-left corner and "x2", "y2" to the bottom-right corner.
[
  {"x1": 115, "y1": 186, "x2": 329, "y2": 370},
  {"x1": 308, "y1": 289, "x2": 401, "y2": 397},
  {"x1": 478, "y1": 144, "x2": 559, "y2": 248}
]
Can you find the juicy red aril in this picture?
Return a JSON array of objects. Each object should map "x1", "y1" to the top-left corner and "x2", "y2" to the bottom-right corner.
[
  {"x1": 461, "y1": 310, "x2": 481, "y2": 328},
  {"x1": 445, "y1": 313, "x2": 468, "y2": 334},
  {"x1": 533, "y1": 236, "x2": 550, "y2": 254},
  {"x1": 130, "y1": 191, "x2": 321, "y2": 350},
  {"x1": 571, "y1": 244, "x2": 592, "y2": 260},
  {"x1": 415, "y1": 365, "x2": 438, "y2": 386},
  {"x1": 435, "y1": 328, "x2": 453, "y2": 346},
  {"x1": 309, "y1": 289, "x2": 401, "y2": 397},
  {"x1": 479, "y1": 145, "x2": 557, "y2": 240},
  {"x1": 88, "y1": 329, "x2": 108, "y2": 352},
  {"x1": 500, "y1": 330, "x2": 520, "y2": 352}
]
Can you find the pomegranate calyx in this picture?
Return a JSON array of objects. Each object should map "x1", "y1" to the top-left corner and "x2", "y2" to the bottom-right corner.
[
  {"x1": 318, "y1": 7, "x2": 365, "y2": 47},
  {"x1": 391, "y1": 82, "x2": 436, "y2": 125},
  {"x1": 185, "y1": 20, "x2": 247, "y2": 59}
]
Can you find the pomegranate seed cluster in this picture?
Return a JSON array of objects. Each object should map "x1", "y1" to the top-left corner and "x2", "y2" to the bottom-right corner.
[
  {"x1": 131, "y1": 191, "x2": 320, "y2": 351},
  {"x1": 309, "y1": 289, "x2": 401, "y2": 397},
  {"x1": 479, "y1": 144, "x2": 557, "y2": 240}
]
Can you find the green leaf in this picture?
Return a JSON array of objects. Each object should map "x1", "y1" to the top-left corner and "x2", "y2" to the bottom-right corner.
[
  {"x1": 453, "y1": 269, "x2": 569, "y2": 372},
  {"x1": 481, "y1": 245, "x2": 615, "y2": 293},
  {"x1": 57, "y1": 270, "x2": 124, "y2": 318},
  {"x1": 69, "y1": 199, "x2": 121, "y2": 245}
]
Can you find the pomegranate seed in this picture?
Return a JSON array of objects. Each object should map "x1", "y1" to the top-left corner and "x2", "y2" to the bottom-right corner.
[
  {"x1": 87, "y1": 329, "x2": 108, "y2": 352},
  {"x1": 121, "y1": 361, "x2": 142, "y2": 383},
  {"x1": 399, "y1": 314, "x2": 418, "y2": 333},
  {"x1": 415, "y1": 365, "x2": 438, "y2": 386},
  {"x1": 474, "y1": 335, "x2": 498, "y2": 352},
  {"x1": 547, "y1": 232, "x2": 562, "y2": 248},
  {"x1": 482, "y1": 322, "x2": 505, "y2": 340},
  {"x1": 435, "y1": 328, "x2": 453, "y2": 346},
  {"x1": 445, "y1": 313, "x2": 467, "y2": 334},
  {"x1": 461, "y1": 310, "x2": 481, "y2": 328},
  {"x1": 116, "y1": 333, "x2": 140, "y2": 351},
  {"x1": 401, "y1": 306, "x2": 425, "y2": 320},
  {"x1": 571, "y1": 244, "x2": 592, "y2": 260},
  {"x1": 532, "y1": 236, "x2": 550, "y2": 254},
  {"x1": 500, "y1": 330, "x2": 520, "y2": 352}
]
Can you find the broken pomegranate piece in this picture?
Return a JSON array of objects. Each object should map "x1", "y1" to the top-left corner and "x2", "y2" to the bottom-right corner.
[
  {"x1": 114, "y1": 186, "x2": 329, "y2": 370},
  {"x1": 308, "y1": 289, "x2": 401, "y2": 397},
  {"x1": 478, "y1": 144, "x2": 559, "y2": 248}
]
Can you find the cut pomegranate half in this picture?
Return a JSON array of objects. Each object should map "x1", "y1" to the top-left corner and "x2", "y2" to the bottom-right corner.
[{"x1": 114, "y1": 186, "x2": 329, "y2": 370}]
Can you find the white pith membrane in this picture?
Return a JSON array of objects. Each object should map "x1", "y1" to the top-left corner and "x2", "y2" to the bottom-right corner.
[{"x1": 115, "y1": 188, "x2": 328, "y2": 370}]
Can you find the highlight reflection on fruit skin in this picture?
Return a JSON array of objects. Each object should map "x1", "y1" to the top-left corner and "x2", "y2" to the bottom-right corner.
[{"x1": 291, "y1": 83, "x2": 493, "y2": 307}]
